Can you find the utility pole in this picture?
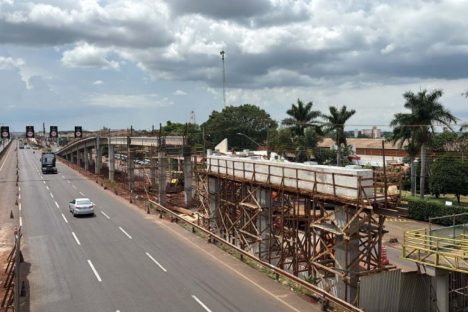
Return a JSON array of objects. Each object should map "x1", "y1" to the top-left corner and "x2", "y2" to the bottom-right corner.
[{"x1": 220, "y1": 50, "x2": 226, "y2": 107}]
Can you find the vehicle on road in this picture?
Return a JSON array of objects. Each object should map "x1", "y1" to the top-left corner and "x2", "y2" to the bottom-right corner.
[
  {"x1": 69, "y1": 198, "x2": 95, "y2": 216},
  {"x1": 41, "y1": 152, "x2": 57, "y2": 174}
]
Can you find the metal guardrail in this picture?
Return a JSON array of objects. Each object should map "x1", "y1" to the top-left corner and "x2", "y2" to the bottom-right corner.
[
  {"x1": 403, "y1": 227, "x2": 468, "y2": 273},
  {"x1": 147, "y1": 199, "x2": 363, "y2": 312}
]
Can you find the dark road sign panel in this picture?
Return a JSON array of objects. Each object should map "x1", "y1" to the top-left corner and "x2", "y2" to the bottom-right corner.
[
  {"x1": 50, "y1": 126, "x2": 58, "y2": 138},
  {"x1": 26, "y1": 126, "x2": 34, "y2": 138},
  {"x1": 1, "y1": 126, "x2": 10, "y2": 139},
  {"x1": 75, "y1": 126, "x2": 82, "y2": 138}
]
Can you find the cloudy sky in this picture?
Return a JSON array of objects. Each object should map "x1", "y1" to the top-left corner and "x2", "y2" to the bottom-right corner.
[{"x1": 1, "y1": 0, "x2": 467, "y2": 132}]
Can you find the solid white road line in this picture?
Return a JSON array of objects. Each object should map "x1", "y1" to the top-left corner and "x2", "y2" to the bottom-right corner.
[
  {"x1": 100, "y1": 211, "x2": 110, "y2": 219},
  {"x1": 72, "y1": 232, "x2": 81, "y2": 246},
  {"x1": 191, "y1": 295, "x2": 212, "y2": 312},
  {"x1": 61, "y1": 213, "x2": 69, "y2": 223},
  {"x1": 79, "y1": 192, "x2": 85, "y2": 196},
  {"x1": 87, "y1": 260, "x2": 102, "y2": 282},
  {"x1": 55, "y1": 201, "x2": 60, "y2": 209},
  {"x1": 145, "y1": 252, "x2": 167, "y2": 272},
  {"x1": 119, "y1": 227, "x2": 132, "y2": 239},
  {"x1": 50, "y1": 193, "x2": 54, "y2": 199}
]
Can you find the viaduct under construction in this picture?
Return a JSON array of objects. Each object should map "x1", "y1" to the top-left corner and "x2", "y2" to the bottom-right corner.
[{"x1": 57, "y1": 132, "x2": 468, "y2": 311}]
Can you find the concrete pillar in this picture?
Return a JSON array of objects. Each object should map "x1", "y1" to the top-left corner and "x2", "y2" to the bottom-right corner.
[
  {"x1": 95, "y1": 136, "x2": 101, "y2": 175},
  {"x1": 183, "y1": 155, "x2": 193, "y2": 207},
  {"x1": 208, "y1": 177, "x2": 219, "y2": 232},
  {"x1": 76, "y1": 147, "x2": 81, "y2": 167},
  {"x1": 127, "y1": 137, "x2": 134, "y2": 191},
  {"x1": 150, "y1": 151, "x2": 157, "y2": 191},
  {"x1": 158, "y1": 151, "x2": 166, "y2": 205},
  {"x1": 84, "y1": 148, "x2": 89, "y2": 170},
  {"x1": 335, "y1": 205, "x2": 361, "y2": 303},
  {"x1": 256, "y1": 188, "x2": 272, "y2": 261},
  {"x1": 435, "y1": 268, "x2": 449, "y2": 312},
  {"x1": 108, "y1": 144, "x2": 115, "y2": 182}
]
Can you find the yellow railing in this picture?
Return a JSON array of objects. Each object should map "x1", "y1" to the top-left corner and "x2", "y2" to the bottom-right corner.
[{"x1": 402, "y1": 228, "x2": 468, "y2": 273}]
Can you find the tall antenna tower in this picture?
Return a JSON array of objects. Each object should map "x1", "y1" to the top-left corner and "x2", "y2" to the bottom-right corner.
[
  {"x1": 220, "y1": 50, "x2": 226, "y2": 107},
  {"x1": 189, "y1": 110, "x2": 196, "y2": 125}
]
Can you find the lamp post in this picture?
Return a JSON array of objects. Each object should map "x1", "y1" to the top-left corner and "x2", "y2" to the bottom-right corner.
[
  {"x1": 220, "y1": 50, "x2": 226, "y2": 107},
  {"x1": 236, "y1": 132, "x2": 270, "y2": 159}
]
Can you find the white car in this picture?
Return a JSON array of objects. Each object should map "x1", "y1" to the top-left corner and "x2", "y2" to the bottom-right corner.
[{"x1": 69, "y1": 198, "x2": 95, "y2": 216}]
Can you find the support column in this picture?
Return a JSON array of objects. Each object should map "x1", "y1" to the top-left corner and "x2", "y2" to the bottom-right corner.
[
  {"x1": 95, "y1": 136, "x2": 101, "y2": 175},
  {"x1": 208, "y1": 177, "x2": 219, "y2": 232},
  {"x1": 435, "y1": 268, "x2": 449, "y2": 312},
  {"x1": 256, "y1": 188, "x2": 272, "y2": 261},
  {"x1": 84, "y1": 148, "x2": 89, "y2": 170},
  {"x1": 158, "y1": 151, "x2": 166, "y2": 205},
  {"x1": 335, "y1": 205, "x2": 361, "y2": 303},
  {"x1": 150, "y1": 147, "x2": 157, "y2": 191},
  {"x1": 76, "y1": 147, "x2": 81, "y2": 167},
  {"x1": 108, "y1": 144, "x2": 115, "y2": 182},
  {"x1": 127, "y1": 137, "x2": 134, "y2": 192},
  {"x1": 183, "y1": 155, "x2": 193, "y2": 207}
]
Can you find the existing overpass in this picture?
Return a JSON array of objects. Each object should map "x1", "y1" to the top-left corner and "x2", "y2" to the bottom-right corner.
[{"x1": 56, "y1": 135, "x2": 192, "y2": 206}]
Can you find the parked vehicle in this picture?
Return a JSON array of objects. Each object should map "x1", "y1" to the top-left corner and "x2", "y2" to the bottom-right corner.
[
  {"x1": 69, "y1": 198, "x2": 95, "y2": 216},
  {"x1": 41, "y1": 152, "x2": 57, "y2": 174}
]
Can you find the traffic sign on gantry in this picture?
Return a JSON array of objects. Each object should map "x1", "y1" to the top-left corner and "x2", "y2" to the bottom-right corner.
[
  {"x1": 75, "y1": 126, "x2": 82, "y2": 138},
  {"x1": 26, "y1": 125, "x2": 34, "y2": 138},
  {"x1": 50, "y1": 126, "x2": 58, "y2": 138},
  {"x1": 1, "y1": 126, "x2": 9, "y2": 139}
]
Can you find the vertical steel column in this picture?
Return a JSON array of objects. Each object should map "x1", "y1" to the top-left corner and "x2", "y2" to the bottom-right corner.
[
  {"x1": 95, "y1": 135, "x2": 101, "y2": 175},
  {"x1": 184, "y1": 155, "x2": 193, "y2": 207},
  {"x1": 158, "y1": 150, "x2": 166, "y2": 205}
]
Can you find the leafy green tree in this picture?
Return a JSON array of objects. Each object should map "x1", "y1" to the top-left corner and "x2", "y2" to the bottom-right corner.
[
  {"x1": 430, "y1": 154, "x2": 468, "y2": 203},
  {"x1": 282, "y1": 99, "x2": 321, "y2": 137},
  {"x1": 202, "y1": 104, "x2": 277, "y2": 150},
  {"x1": 321, "y1": 105, "x2": 356, "y2": 166},
  {"x1": 390, "y1": 89, "x2": 457, "y2": 199},
  {"x1": 268, "y1": 128, "x2": 294, "y2": 158},
  {"x1": 161, "y1": 121, "x2": 203, "y2": 146}
]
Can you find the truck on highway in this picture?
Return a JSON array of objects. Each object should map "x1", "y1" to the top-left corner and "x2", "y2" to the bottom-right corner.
[{"x1": 41, "y1": 152, "x2": 57, "y2": 174}]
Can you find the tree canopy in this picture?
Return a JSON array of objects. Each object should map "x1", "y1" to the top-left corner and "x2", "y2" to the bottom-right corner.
[
  {"x1": 429, "y1": 154, "x2": 468, "y2": 203},
  {"x1": 202, "y1": 104, "x2": 277, "y2": 150}
]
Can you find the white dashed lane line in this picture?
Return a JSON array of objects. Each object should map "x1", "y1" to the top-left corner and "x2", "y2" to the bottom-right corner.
[
  {"x1": 19, "y1": 217, "x2": 23, "y2": 227},
  {"x1": 87, "y1": 260, "x2": 102, "y2": 282},
  {"x1": 145, "y1": 252, "x2": 167, "y2": 272},
  {"x1": 191, "y1": 295, "x2": 212, "y2": 312},
  {"x1": 50, "y1": 193, "x2": 54, "y2": 199},
  {"x1": 67, "y1": 180, "x2": 70, "y2": 184},
  {"x1": 79, "y1": 192, "x2": 85, "y2": 196},
  {"x1": 42, "y1": 181, "x2": 46, "y2": 184},
  {"x1": 119, "y1": 227, "x2": 132, "y2": 239},
  {"x1": 61, "y1": 213, "x2": 69, "y2": 224},
  {"x1": 100, "y1": 211, "x2": 110, "y2": 219},
  {"x1": 72, "y1": 185, "x2": 77, "y2": 190},
  {"x1": 71, "y1": 232, "x2": 81, "y2": 246},
  {"x1": 46, "y1": 186, "x2": 49, "y2": 190},
  {"x1": 54, "y1": 201, "x2": 60, "y2": 209}
]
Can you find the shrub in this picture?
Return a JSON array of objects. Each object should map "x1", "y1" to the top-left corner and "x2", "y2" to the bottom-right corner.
[{"x1": 407, "y1": 197, "x2": 468, "y2": 226}]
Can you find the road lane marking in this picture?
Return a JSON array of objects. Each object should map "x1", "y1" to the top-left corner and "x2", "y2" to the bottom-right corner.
[
  {"x1": 42, "y1": 181, "x2": 46, "y2": 184},
  {"x1": 18, "y1": 203, "x2": 21, "y2": 211},
  {"x1": 119, "y1": 227, "x2": 132, "y2": 239},
  {"x1": 61, "y1": 213, "x2": 69, "y2": 223},
  {"x1": 191, "y1": 295, "x2": 212, "y2": 312},
  {"x1": 19, "y1": 217, "x2": 23, "y2": 227},
  {"x1": 67, "y1": 180, "x2": 70, "y2": 184},
  {"x1": 0, "y1": 145, "x2": 11, "y2": 171},
  {"x1": 87, "y1": 260, "x2": 102, "y2": 282},
  {"x1": 46, "y1": 186, "x2": 49, "y2": 190},
  {"x1": 145, "y1": 252, "x2": 167, "y2": 272},
  {"x1": 100, "y1": 211, "x2": 110, "y2": 219},
  {"x1": 50, "y1": 192, "x2": 54, "y2": 199},
  {"x1": 72, "y1": 232, "x2": 81, "y2": 246},
  {"x1": 62, "y1": 175, "x2": 65, "y2": 178},
  {"x1": 18, "y1": 194, "x2": 21, "y2": 200},
  {"x1": 40, "y1": 175, "x2": 43, "y2": 179},
  {"x1": 72, "y1": 184, "x2": 77, "y2": 189},
  {"x1": 18, "y1": 186, "x2": 21, "y2": 192},
  {"x1": 55, "y1": 201, "x2": 60, "y2": 209},
  {"x1": 79, "y1": 192, "x2": 85, "y2": 196}
]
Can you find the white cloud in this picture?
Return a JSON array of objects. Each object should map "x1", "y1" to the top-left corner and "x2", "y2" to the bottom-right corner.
[
  {"x1": 61, "y1": 42, "x2": 119, "y2": 69},
  {"x1": 173, "y1": 89, "x2": 187, "y2": 95},
  {"x1": 93, "y1": 80, "x2": 103, "y2": 85},
  {"x1": 0, "y1": 56, "x2": 24, "y2": 69}
]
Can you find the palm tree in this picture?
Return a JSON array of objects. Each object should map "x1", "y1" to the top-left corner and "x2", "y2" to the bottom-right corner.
[
  {"x1": 390, "y1": 89, "x2": 457, "y2": 199},
  {"x1": 282, "y1": 99, "x2": 321, "y2": 137},
  {"x1": 321, "y1": 105, "x2": 356, "y2": 166}
]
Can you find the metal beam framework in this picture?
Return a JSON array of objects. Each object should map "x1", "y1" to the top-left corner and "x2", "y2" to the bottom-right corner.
[{"x1": 195, "y1": 159, "x2": 400, "y2": 304}]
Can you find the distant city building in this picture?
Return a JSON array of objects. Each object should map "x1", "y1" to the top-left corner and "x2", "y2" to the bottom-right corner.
[{"x1": 355, "y1": 126, "x2": 381, "y2": 139}]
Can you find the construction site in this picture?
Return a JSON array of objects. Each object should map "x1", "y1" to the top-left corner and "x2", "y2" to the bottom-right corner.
[{"x1": 56, "y1": 131, "x2": 468, "y2": 312}]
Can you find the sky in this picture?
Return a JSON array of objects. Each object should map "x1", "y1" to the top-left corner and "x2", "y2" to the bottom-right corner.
[{"x1": 0, "y1": 0, "x2": 467, "y2": 132}]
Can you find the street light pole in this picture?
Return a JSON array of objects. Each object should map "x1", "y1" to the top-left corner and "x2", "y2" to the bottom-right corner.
[{"x1": 220, "y1": 50, "x2": 226, "y2": 107}]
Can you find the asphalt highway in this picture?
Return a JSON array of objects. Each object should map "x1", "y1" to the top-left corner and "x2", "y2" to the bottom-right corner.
[{"x1": 18, "y1": 147, "x2": 315, "y2": 312}]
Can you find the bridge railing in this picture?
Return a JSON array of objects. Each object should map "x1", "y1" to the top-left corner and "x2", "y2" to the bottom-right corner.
[{"x1": 403, "y1": 227, "x2": 468, "y2": 273}]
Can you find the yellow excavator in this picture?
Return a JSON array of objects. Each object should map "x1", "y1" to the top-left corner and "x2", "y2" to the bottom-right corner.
[{"x1": 166, "y1": 171, "x2": 184, "y2": 193}]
